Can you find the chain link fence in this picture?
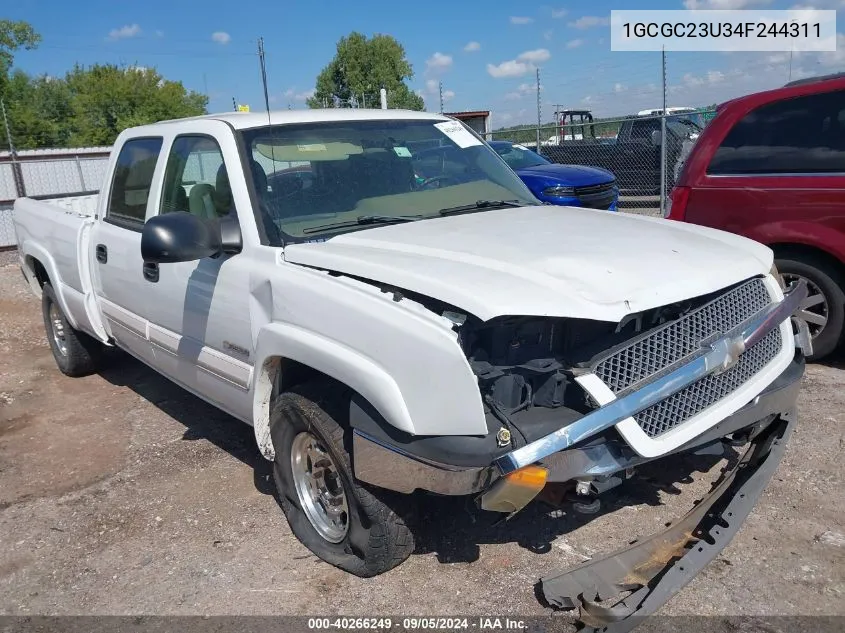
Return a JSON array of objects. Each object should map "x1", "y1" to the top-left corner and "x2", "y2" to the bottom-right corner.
[{"x1": 488, "y1": 109, "x2": 716, "y2": 215}]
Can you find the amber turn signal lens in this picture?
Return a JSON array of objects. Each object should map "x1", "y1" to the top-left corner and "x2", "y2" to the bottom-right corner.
[{"x1": 505, "y1": 465, "x2": 548, "y2": 489}]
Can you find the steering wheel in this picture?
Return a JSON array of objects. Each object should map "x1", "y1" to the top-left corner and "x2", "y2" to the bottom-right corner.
[{"x1": 418, "y1": 175, "x2": 459, "y2": 189}]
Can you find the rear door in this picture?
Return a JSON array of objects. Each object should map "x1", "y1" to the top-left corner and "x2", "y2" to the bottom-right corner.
[
  {"x1": 91, "y1": 136, "x2": 163, "y2": 366},
  {"x1": 683, "y1": 88, "x2": 845, "y2": 247}
]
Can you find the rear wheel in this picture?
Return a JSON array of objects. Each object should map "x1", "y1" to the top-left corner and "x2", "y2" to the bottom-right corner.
[
  {"x1": 41, "y1": 283, "x2": 103, "y2": 376},
  {"x1": 270, "y1": 381, "x2": 415, "y2": 577},
  {"x1": 776, "y1": 256, "x2": 845, "y2": 361}
]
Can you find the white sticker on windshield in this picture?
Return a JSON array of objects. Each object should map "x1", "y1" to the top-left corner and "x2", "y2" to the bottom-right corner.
[
  {"x1": 297, "y1": 143, "x2": 326, "y2": 152},
  {"x1": 434, "y1": 121, "x2": 482, "y2": 149},
  {"x1": 393, "y1": 146, "x2": 412, "y2": 158}
]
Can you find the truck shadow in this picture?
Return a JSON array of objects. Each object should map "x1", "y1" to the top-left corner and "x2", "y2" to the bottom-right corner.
[
  {"x1": 96, "y1": 350, "x2": 738, "y2": 564},
  {"x1": 97, "y1": 351, "x2": 277, "y2": 497}
]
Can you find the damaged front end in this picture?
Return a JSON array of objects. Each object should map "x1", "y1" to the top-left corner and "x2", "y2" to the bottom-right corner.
[
  {"x1": 351, "y1": 274, "x2": 808, "y2": 626},
  {"x1": 540, "y1": 413, "x2": 795, "y2": 631}
]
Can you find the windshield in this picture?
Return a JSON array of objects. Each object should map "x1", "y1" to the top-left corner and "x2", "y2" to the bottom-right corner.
[
  {"x1": 666, "y1": 113, "x2": 704, "y2": 131},
  {"x1": 239, "y1": 119, "x2": 538, "y2": 244},
  {"x1": 491, "y1": 143, "x2": 550, "y2": 170}
]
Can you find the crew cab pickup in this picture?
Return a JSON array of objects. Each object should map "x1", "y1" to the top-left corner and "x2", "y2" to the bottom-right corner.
[{"x1": 14, "y1": 109, "x2": 810, "y2": 625}]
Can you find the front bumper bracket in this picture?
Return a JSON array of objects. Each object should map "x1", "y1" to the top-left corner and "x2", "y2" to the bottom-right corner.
[{"x1": 540, "y1": 413, "x2": 795, "y2": 631}]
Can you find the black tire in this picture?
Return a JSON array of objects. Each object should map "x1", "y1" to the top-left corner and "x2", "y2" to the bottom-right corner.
[
  {"x1": 776, "y1": 255, "x2": 845, "y2": 361},
  {"x1": 41, "y1": 282, "x2": 103, "y2": 377},
  {"x1": 270, "y1": 381, "x2": 415, "y2": 577}
]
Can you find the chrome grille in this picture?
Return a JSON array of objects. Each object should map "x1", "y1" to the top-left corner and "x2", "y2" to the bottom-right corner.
[
  {"x1": 635, "y1": 327, "x2": 782, "y2": 437},
  {"x1": 594, "y1": 278, "x2": 773, "y2": 394}
]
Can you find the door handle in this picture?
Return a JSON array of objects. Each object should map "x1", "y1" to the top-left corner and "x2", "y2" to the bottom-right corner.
[
  {"x1": 95, "y1": 244, "x2": 107, "y2": 263},
  {"x1": 142, "y1": 262, "x2": 159, "y2": 283}
]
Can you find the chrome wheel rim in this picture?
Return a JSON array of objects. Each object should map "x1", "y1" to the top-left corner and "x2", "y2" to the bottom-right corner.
[
  {"x1": 49, "y1": 303, "x2": 68, "y2": 356},
  {"x1": 290, "y1": 432, "x2": 349, "y2": 543},
  {"x1": 782, "y1": 273, "x2": 828, "y2": 339}
]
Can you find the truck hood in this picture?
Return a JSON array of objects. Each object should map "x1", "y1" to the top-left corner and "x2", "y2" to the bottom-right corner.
[{"x1": 283, "y1": 206, "x2": 774, "y2": 322}]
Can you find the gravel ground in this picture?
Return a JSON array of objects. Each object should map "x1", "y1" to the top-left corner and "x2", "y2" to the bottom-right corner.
[{"x1": 0, "y1": 258, "x2": 843, "y2": 621}]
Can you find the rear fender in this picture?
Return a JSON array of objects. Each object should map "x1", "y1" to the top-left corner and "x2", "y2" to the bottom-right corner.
[{"x1": 20, "y1": 241, "x2": 79, "y2": 330}]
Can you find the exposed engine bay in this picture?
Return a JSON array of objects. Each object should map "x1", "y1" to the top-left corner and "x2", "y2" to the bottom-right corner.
[{"x1": 444, "y1": 280, "x2": 750, "y2": 447}]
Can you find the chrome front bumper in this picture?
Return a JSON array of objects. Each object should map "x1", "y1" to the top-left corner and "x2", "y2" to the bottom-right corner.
[{"x1": 352, "y1": 280, "x2": 808, "y2": 496}]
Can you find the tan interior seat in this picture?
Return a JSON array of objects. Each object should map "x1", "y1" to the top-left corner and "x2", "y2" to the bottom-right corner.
[{"x1": 188, "y1": 183, "x2": 217, "y2": 220}]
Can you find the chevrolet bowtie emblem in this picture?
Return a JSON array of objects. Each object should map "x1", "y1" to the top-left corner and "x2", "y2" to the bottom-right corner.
[{"x1": 711, "y1": 335, "x2": 746, "y2": 375}]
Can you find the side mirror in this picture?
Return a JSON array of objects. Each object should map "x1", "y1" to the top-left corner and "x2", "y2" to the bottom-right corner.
[
  {"x1": 141, "y1": 212, "x2": 234, "y2": 264},
  {"x1": 651, "y1": 130, "x2": 663, "y2": 146}
]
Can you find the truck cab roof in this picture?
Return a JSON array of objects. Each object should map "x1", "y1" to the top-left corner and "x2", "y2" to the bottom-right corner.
[{"x1": 151, "y1": 108, "x2": 451, "y2": 132}]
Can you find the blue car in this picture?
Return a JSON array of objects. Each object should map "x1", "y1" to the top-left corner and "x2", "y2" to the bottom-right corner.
[{"x1": 488, "y1": 140, "x2": 618, "y2": 211}]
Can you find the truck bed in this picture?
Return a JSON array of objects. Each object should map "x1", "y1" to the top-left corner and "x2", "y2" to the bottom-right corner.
[{"x1": 13, "y1": 194, "x2": 104, "y2": 338}]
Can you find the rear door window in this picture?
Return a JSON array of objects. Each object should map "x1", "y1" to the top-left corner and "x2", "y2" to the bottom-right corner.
[
  {"x1": 708, "y1": 90, "x2": 845, "y2": 175},
  {"x1": 106, "y1": 137, "x2": 163, "y2": 227}
]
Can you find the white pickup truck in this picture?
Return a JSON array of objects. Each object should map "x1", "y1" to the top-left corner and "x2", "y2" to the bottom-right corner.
[{"x1": 14, "y1": 109, "x2": 811, "y2": 624}]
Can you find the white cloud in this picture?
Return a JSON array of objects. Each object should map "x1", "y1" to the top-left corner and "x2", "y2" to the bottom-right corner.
[
  {"x1": 463, "y1": 41, "x2": 481, "y2": 52},
  {"x1": 426, "y1": 52, "x2": 453, "y2": 73},
  {"x1": 504, "y1": 82, "x2": 539, "y2": 100},
  {"x1": 487, "y1": 49, "x2": 551, "y2": 78},
  {"x1": 443, "y1": 89, "x2": 455, "y2": 103},
  {"x1": 551, "y1": 8, "x2": 568, "y2": 18},
  {"x1": 518, "y1": 49, "x2": 551, "y2": 63},
  {"x1": 510, "y1": 16, "x2": 534, "y2": 25},
  {"x1": 614, "y1": 83, "x2": 626, "y2": 93},
  {"x1": 211, "y1": 31, "x2": 231, "y2": 45},
  {"x1": 281, "y1": 87, "x2": 314, "y2": 102},
  {"x1": 487, "y1": 60, "x2": 531, "y2": 78},
  {"x1": 107, "y1": 24, "x2": 141, "y2": 40},
  {"x1": 154, "y1": 30, "x2": 164, "y2": 38},
  {"x1": 543, "y1": 30, "x2": 554, "y2": 41},
  {"x1": 684, "y1": 0, "x2": 770, "y2": 8},
  {"x1": 568, "y1": 16, "x2": 610, "y2": 29},
  {"x1": 566, "y1": 39, "x2": 584, "y2": 49},
  {"x1": 425, "y1": 79, "x2": 439, "y2": 94}
]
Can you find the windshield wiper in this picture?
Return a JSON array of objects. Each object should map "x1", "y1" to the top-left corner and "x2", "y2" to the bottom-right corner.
[
  {"x1": 438, "y1": 199, "x2": 525, "y2": 216},
  {"x1": 302, "y1": 215, "x2": 422, "y2": 234}
]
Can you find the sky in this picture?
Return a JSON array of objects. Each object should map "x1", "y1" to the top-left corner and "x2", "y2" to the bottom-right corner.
[{"x1": 5, "y1": 0, "x2": 844, "y2": 129}]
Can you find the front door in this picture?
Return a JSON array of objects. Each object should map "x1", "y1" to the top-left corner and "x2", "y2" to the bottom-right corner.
[{"x1": 140, "y1": 133, "x2": 255, "y2": 422}]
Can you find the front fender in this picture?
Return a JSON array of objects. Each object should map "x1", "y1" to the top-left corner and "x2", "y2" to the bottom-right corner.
[{"x1": 253, "y1": 321, "x2": 416, "y2": 438}]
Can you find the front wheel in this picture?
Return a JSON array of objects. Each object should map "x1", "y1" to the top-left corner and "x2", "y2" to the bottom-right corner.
[{"x1": 270, "y1": 381, "x2": 415, "y2": 577}]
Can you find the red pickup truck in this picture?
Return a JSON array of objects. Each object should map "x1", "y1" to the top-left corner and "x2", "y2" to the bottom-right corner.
[{"x1": 668, "y1": 72, "x2": 845, "y2": 360}]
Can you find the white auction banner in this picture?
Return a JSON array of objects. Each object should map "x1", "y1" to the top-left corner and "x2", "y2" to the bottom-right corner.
[{"x1": 610, "y1": 9, "x2": 837, "y2": 52}]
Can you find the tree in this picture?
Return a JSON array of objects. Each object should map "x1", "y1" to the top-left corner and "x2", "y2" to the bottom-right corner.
[
  {"x1": 307, "y1": 32, "x2": 424, "y2": 111},
  {"x1": 64, "y1": 64, "x2": 208, "y2": 146},
  {"x1": 4, "y1": 64, "x2": 208, "y2": 148},
  {"x1": 0, "y1": 19, "x2": 41, "y2": 98}
]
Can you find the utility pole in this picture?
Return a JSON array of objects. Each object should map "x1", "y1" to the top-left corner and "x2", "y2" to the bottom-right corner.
[
  {"x1": 439, "y1": 81, "x2": 444, "y2": 113},
  {"x1": 257, "y1": 37, "x2": 271, "y2": 114},
  {"x1": 232, "y1": 97, "x2": 238, "y2": 112},
  {"x1": 1, "y1": 98, "x2": 24, "y2": 198},
  {"x1": 659, "y1": 47, "x2": 668, "y2": 216},
  {"x1": 536, "y1": 68, "x2": 541, "y2": 151}
]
